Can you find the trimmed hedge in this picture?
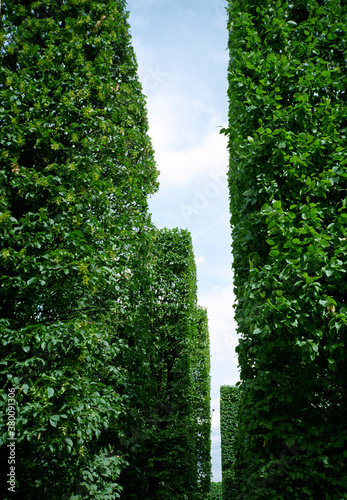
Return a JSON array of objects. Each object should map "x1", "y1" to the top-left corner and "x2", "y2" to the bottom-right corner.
[
  {"x1": 194, "y1": 306, "x2": 212, "y2": 498},
  {"x1": 0, "y1": 1, "x2": 157, "y2": 498},
  {"x1": 118, "y1": 229, "x2": 211, "y2": 500},
  {"x1": 0, "y1": 3, "x2": 211, "y2": 499},
  {"x1": 209, "y1": 482, "x2": 223, "y2": 500},
  {"x1": 225, "y1": 0, "x2": 347, "y2": 498},
  {"x1": 220, "y1": 386, "x2": 241, "y2": 500}
]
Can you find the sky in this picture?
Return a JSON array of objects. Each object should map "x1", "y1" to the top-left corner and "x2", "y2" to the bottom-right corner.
[{"x1": 126, "y1": 0, "x2": 240, "y2": 482}]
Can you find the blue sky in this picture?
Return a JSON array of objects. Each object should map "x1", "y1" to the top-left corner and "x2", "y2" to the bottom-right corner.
[{"x1": 126, "y1": 0, "x2": 240, "y2": 482}]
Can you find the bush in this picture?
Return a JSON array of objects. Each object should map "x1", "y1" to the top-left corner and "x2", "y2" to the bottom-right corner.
[{"x1": 117, "y1": 229, "x2": 211, "y2": 499}]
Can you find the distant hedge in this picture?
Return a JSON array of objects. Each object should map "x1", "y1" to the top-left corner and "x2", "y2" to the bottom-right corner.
[
  {"x1": 117, "y1": 228, "x2": 211, "y2": 500},
  {"x1": 225, "y1": 0, "x2": 347, "y2": 498},
  {"x1": 220, "y1": 386, "x2": 241, "y2": 500},
  {"x1": 194, "y1": 305, "x2": 212, "y2": 498},
  {"x1": 209, "y1": 482, "x2": 223, "y2": 500}
]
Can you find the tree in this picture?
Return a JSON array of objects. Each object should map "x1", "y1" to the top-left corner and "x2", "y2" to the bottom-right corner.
[
  {"x1": 0, "y1": 1, "x2": 158, "y2": 498},
  {"x1": 225, "y1": 0, "x2": 347, "y2": 498}
]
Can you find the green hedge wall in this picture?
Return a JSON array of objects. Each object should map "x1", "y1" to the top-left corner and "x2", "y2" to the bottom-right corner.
[
  {"x1": 225, "y1": 0, "x2": 347, "y2": 498},
  {"x1": 0, "y1": 3, "x2": 211, "y2": 499},
  {"x1": 118, "y1": 228, "x2": 211, "y2": 500},
  {"x1": 0, "y1": 1, "x2": 158, "y2": 498},
  {"x1": 151, "y1": 229, "x2": 211, "y2": 500},
  {"x1": 209, "y1": 482, "x2": 223, "y2": 500},
  {"x1": 193, "y1": 305, "x2": 212, "y2": 498},
  {"x1": 220, "y1": 386, "x2": 241, "y2": 500}
]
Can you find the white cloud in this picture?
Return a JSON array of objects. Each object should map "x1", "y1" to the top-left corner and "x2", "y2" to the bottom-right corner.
[
  {"x1": 195, "y1": 255, "x2": 206, "y2": 267},
  {"x1": 151, "y1": 126, "x2": 228, "y2": 188},
  {"x1": 199, "y1": 284, "x2": 238, "y2": 356}
]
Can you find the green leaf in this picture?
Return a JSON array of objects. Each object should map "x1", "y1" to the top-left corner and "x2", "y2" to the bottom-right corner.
[
  {"x1": 50, "y1": 415, "x2": 60, "y2": 427},
  {"x1": 269, "y1": 249, "x2": 280, "y2": 257},
  {"x1": 22, "y1": 384, "x2": 29, "y2": 394},
  {"x1": 47, "y1": 388, "x2": 54, "y2": 399}
]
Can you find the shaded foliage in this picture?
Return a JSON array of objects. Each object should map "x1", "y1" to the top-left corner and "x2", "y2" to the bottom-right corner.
[{"x1": 209, "y1": 482, "x2": 223, "y2": 500}]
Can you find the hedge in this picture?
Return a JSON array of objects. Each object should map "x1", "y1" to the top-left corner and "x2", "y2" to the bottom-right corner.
[
  {"x1": 225, "y1": 0, "x2": 347, "y2": 498},
  {"x1": 0, "y1": 1, "x2": 157, "y2": 498},
  {"x1": 0, "y1": 3, "x2": 211, "y2": 499},
  {"x1": 209, "y1": 482, "x2": 223, "y2": 500},
  {"x1": 220, "y1": 385, "x2": 241, "y2": 500},
  {"x1": 118, "y1": 229, "x2": 211, "y2": 500}
]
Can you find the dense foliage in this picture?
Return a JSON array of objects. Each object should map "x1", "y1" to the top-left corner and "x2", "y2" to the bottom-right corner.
[
  {"x1": 118, "y1": 228, "x2": 211, "y2": 500},
  {"x1": 220, "y1": 385, "x2": 241, "y2": 500},
  {"x1": 225, "y1": 0, "x2": 347, "y2": 498},
  {"x1": 194, "y1": 306, "x2": 212, "y2": 497},
  {"x1": 0, "y1": 2, "x2": 211, "y2": 498},
  {"x1": 0, "y1": 0, "x2": 154, "y2": 497},
  {"x1": 208, "y1": 482, "x2": 223, "y2": 500}
]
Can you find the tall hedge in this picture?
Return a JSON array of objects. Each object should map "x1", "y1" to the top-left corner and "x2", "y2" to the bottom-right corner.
[
  {"x1": 225, "y1": 0, "x2": 347, "y2": 498},
  {"x1": 220, "y1": 386, "x2": 241, "y2": 500},
  {"x1": 194, "y1": 306, "x2": 212, "y2": 498},
  {"x1": 118, "y1": 228, "x2": 211, "y2": 500},
  {"x1": 209, "y1": 482, "x2": 223, "y2": 500},
  {"x1": 0, "y1": 1, "x2": 158, "y2": 498}
]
